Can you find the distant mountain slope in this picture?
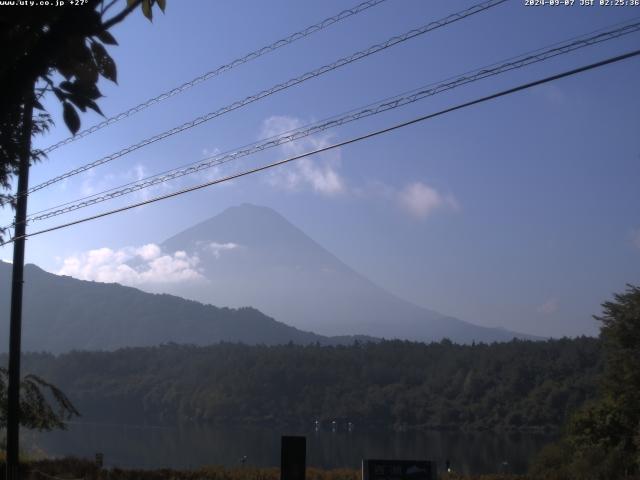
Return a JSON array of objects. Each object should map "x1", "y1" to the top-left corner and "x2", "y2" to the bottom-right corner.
[
  {"x1": 161, "y1": 204, "x2": 536, "y2": 343},
  {"x1": 0, "y1": 262, "x2": 362, "y2": 353}
]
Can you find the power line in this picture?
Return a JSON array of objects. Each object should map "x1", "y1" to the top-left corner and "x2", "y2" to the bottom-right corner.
[
  {"x1": 40, "y1": 0, "x2": 390, "y2": 155},
  {"x1": 17, "y1": 19, "x2": 640, "y2": 226},
  {"x1": 4, "y1": 48, "x2": 638, "y2": 246},
  {"x1": 24, "y1": 0, "x2": 507, "y2": 197}
]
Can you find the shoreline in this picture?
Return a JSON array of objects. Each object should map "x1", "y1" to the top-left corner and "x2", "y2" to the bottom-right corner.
[
  {"x1": 45, "y1": 419, "x2": 561, "y2": 435},
  {"x1": 1, "y1": 458, "x2": 531, "y2": 480}
]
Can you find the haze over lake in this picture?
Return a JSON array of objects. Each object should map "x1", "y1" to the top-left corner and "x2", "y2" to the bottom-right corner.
[{"x1": 29, "y1": 423, "x2": 555, "y2": 475}]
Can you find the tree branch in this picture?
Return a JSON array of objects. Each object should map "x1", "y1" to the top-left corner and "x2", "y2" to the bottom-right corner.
[
  {"x1": 101, "y1": 0, "x2": 120, "y2": 15},
  {"x1": 102, "y1": 0, "x2": 143, "y2": 30}
]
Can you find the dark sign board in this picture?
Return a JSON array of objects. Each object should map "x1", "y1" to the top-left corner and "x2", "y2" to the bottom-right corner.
[
  {"x1": 362, "y1": 460, "x2": 436, "y2": 480},
  {"x1": 281, "y1": 436, "x2": 306, "y2": 480}
]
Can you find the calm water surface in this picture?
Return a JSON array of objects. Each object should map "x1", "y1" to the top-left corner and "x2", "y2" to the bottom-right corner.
[{"x1": 27, "y1": 423, "x2": 555, "y2": 475}]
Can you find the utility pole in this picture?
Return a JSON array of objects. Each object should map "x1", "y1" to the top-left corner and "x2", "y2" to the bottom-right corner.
[{"x1": 6, "y1": 85, "x2": 35, "y2": 480}]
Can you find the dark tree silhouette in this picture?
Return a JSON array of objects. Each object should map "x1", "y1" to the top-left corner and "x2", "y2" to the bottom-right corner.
[
  {"x1": 0, "y1": 0, "x2": 166, "y2": 441},
  {"x1": 0, "y1": 0, "x2": 165, "y2": 239},
  {"x1": 531, "y1": 285, "x2": 640, "y2": 479},
  {"x1": 0, "y1": 367, "x2": 79, "y2": 431}
]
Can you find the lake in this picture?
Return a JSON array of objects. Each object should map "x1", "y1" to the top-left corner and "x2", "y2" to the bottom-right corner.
[{"x1": 25, "y1": 422, "x2": 556, "y2": 475}]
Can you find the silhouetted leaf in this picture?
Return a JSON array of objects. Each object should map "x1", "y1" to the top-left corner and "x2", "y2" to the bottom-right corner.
[
  {"x1": 84, "y1": 9, "x2": 103, "y2": 32},
  {"x1": 90, "y1": 41, "x2": 108, "y2": 64},
  {"x1": 157, "y1": 0, "x2": 166, "y2": 13},
  {"x1": 59, "y1": 80, "x2": 101, "y2": 100},
  {"x1": 62, "y1": 102, "x2": 80, "y2": 135},
  {"x1": 74, "y1": 61, "x2": 99, "y2": 87},
  {"x1": 142, "y1": 0, "x2": 152, "y2": 21},
  {"x1": 52, "y1": 88, "x2": 66, "y2": 102},
  {"x1": 57, "y1": 63, "x2": 74, "y2": 80},
  {"x1": 100, "y1": 55, "x2": 117, "y2": 83},
  {"x1": 97, "y1": 30, "x2": 118, "y2": 46},
  {"x1": 59, "y1": 80, "x2": 74, "y2": 92},
  {"x1": 66, "y1": 39, "x2": 92, "y2": 64},
  {"x1": 68, "y1": 94, "x2": 87, "y2": 112},
  {"x1": 85, "y1": 98, "x2": 104, "y2": 116},
  {"x1": 91, "y1": 41, "x2": 117, "y2": 84},
  {"x1": 86, "y1": 84, "x2": 102, "y2": 100}
]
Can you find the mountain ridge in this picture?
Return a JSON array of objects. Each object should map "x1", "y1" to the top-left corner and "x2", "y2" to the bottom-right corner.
[{"x1": 0, "y1": 262, "x2": 374, "y2": 353}]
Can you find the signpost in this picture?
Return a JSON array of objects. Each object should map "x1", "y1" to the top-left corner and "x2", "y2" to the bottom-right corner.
[
  {"x1": 281, "y1": 436, "x2": 306, "y2": 480},
  {"x1": 362, "y1": 460, "x2": 437, "y2": 480}
]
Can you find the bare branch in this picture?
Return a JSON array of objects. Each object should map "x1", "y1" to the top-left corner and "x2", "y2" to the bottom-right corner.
[{"x1": 102, "y1": 0, "x2": 143, "y2": 30}]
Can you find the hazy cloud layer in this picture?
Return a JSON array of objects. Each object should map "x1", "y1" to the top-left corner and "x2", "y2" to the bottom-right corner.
[
  {"x1": 261, "y1": 115, "x2": 345, "y2": 196},
  {"x1": 354, "y1": 179, "x2": 459, "y2": 220},
  {"x1": 58, "y1": 244, "x2": 205, "y2": 285},
  {"x1": 537, "y1": 298, "x2": 559, "y2": 315},
  {"x1": 258, "y1": 116, "x2": 459, "y2": 221},
  {"x1": 77, "y1": 163, "x2": 173, "y2": 203},
  {"x1": 80, "y1": 168, "x2": 115, "y2": 196},
  {"x1": 205, "y1": 242, "x2": 240, "y2": 258},
  {"x1": 397, "y1": 182, "x2": 459, "y2": 219}
]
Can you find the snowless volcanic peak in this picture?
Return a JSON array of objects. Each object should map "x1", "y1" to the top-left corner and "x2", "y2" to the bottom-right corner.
[{"x1": 160, "y1": 204, "x2": 535, "y2": 343}]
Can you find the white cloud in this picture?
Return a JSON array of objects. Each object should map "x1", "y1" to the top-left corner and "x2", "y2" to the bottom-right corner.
[
  {"x1": 206, "y1": 242, "x2": 239, "y2": 258},
  {"x1": 202, "y1": 147, "x2": 218, "y2": 157},
  {"x1": 537, "y1": 298, "x2": 559, "y2": 315},
  {"x1": 197, "y1": 147, "x2": 225, "y2": 181},
  {"x1": 126, "y1": 164, "x2": 175, "y2": 202},
  {"x1": 136, "y1": 243, "x2": 161, "y2": 261},
  {"x1": 58, "y1": 243, "x2": 204, "y2": 285},
  {"x1": 260, "y1": 115, "x2": 345, "y2": 196},
  {"x1": 80, "y1": 168, "x2": 115, "y2": 196},
  {"x1": 397, "y1": 182, "x2": 459, "y2": 219},
  {"x1": 77, "y1": 163, "x2": 171, "y2": 203},
  {"x1": 133, "y1": 164, "x2": 146, "y2": 181}
]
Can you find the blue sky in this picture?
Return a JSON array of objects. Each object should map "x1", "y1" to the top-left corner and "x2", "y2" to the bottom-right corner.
[{"x1": 2, "y1": 0, "x2": 639, "y2": 337}]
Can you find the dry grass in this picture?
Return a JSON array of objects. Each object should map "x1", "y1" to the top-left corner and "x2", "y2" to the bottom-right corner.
[{"x1": 0, "y1": 458, "x2": 537, "y2": 480}]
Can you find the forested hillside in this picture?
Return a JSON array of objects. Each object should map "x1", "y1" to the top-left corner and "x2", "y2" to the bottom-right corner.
[{"x1": 8, "y1": 337, "x2": 601, "y2": 431}]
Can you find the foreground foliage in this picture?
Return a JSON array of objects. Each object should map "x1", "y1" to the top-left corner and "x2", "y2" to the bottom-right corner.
[
  {"x1": 7, "y1": 336, "x2": 600, "y2": 431},
  {"x1": 0, "y1": 367, "x2": 78, "y2": 432},
  {"x1": 0, "y1": 457, "x2": 536, "y2": 480},
  {"x1": 0, "y1": 0, "x2": 164, "y2": 240},
  {"x1": 530, "y1": 285, "x2": 640, "y2": 479},
  {"x1": 2, "y1": 456, "x2": 640, "y2": 480}
]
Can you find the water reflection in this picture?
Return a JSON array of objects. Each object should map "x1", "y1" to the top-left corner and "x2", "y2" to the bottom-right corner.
[{"x1": 28, "y1": 422, "x2": 555, "y2": 475}]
